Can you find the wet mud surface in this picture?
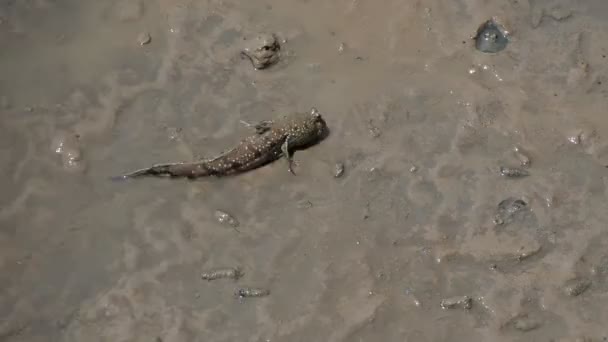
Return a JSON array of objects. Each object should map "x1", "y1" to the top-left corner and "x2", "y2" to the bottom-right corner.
[{"x1": 2, "y1": 0, "x2": 608, "y2": 341}]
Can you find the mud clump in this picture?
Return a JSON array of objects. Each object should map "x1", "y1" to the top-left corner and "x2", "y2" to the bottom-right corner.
[
  {"x1": 51, "y1": 131, "x2": 86, "y2": 173},
  {"x1": 137, "y1": 31, "x2": 151, "y2": 46},
  {"x1": 201, "y1": 267, "x2": 243, "y2": 281},
  {"x1": 440, "y1": 295, "x2": 472, "y2": 310},
  {"x1": 500, "y1": 166, "x2": 529, "y2": 178},
  {"x1": 241, "y1": 33, "x2": 281, "y2": 70},
  {"x1": 513, "y1": 146, "x2": 532, "y2": 167},
  {"x1": 563, "y1": 277, "x2": 591, "y2": 297},
  {"x1": 236, "y1": 287, "x2": 270, "y2": 299}
]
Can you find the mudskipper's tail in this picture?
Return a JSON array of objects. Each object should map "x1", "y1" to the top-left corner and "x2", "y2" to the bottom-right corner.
[{"x1": 111, "y1": 162, "x2": 210, "y2": 181}]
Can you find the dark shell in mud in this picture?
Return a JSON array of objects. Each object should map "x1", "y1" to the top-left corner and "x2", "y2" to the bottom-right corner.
[{"x1": 474, "y1": 19, "x2": 509, "y2": 53}]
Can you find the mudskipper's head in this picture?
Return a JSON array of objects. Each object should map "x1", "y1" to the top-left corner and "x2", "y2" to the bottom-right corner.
[
  {"x1": 289, "y1": 107, "x2": 330, "y2": 149},
  {"x1": 308, "y1": 107, "x2": 329, "y2": 138}
]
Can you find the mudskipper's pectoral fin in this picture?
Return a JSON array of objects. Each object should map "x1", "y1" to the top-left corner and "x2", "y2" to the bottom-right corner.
[
  {"x1": 281, "y1": 136, "x2": 297, "y2": 175},
  {"x1": 240, "y1": 120, "x2": 274, "y2": 134}
]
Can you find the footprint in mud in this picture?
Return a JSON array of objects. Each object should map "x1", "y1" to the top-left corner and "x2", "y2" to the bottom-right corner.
[
  {"x1": 474, "y1": 19, "x2": 509, "y2": 53},
  {"x1": 502, "y1": 313, "x2": 542, "y2": 332},
  {"x1": 493, "y1": 197, "x2": 527, "y2": 226}
]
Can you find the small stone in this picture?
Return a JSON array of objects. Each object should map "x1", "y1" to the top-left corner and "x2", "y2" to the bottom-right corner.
[
  {"x1": 214, "y1": 210, "x2": 239, "y2": 228},
  {"x1": 137, "y1": 32, "x2": 151, "y2": 45},
  {"x1": 409, "y1": 166, "x2": 418, "y2": 173},
  {"x1": 568, "y1": 132, "x2": 582, "y2": 145},
  {"x1": 334, "y1": 162, "x2": 345, "y2": 178},
  {"x1": 337, "y1": 42, "x2": 346, "y2": 54}
]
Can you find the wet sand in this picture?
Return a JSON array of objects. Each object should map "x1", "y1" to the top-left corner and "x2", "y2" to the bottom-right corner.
[{"x1": 2, "y1": 0, "x2": 608, "y2": 341}]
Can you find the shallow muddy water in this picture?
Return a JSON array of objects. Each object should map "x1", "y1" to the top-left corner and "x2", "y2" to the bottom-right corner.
[{"x1": 2, "y1": 0, "x2": 608, "y2": 341}]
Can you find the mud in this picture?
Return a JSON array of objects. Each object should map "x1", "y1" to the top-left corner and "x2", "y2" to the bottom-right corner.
[{"x1": 2, "y1": 0, "x2": 608, "y2": 341}]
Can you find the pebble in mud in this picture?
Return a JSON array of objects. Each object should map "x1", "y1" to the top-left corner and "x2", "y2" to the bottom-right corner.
[
  {"x1": 236, "y1": 287, "x2": 270, "y2": 298},
  {"x1": 137, "y1": 32, "x2": 151, "y2": 45},
  {"x1": 440, "y1": 296, "x2": 472, "y2": 310},
  {"x1": 500, "y1": 166, "x2": 529, "y2": 178},
  {"x1": 563, "y1": 277, "x2": 591, "y2": 297},
  {"x1": 214, "y1": 210, "x2": 239, "y2": 228},
  {"x1": 241, "y1": 33, "x2": 281, "y2": 70},
  {"x1": 51, "y1": 131, "x2": 86, "y2": 173},
  {"x1": 201, "y1": 267, "x2": 242, "y2": 281},
  {"x1": 568, "y1": 132, "x2": 582, "y2": 145},
  {"x1": 474, "y1": 19, "x2": 509, "y2": 53},
  {"x1": 493, "y1": 197, "x2": 527, "y2": 226},
  {"x1": 334, "y1": 162, "x2": 345, "y2": 178}
]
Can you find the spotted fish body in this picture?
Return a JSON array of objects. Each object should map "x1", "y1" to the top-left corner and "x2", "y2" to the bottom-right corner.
[{"x1": 116, "y1": 108, "x2": 328, "y2": 179}]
